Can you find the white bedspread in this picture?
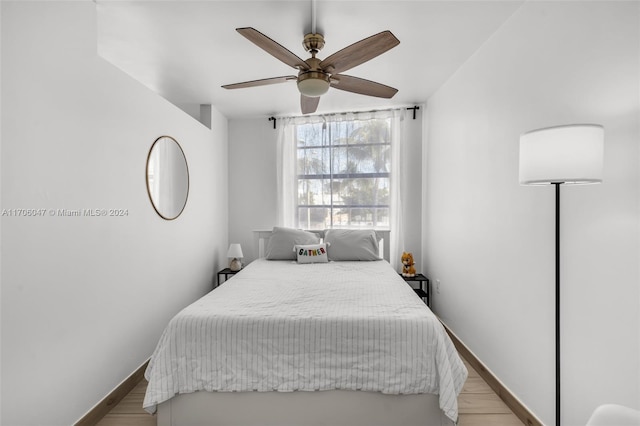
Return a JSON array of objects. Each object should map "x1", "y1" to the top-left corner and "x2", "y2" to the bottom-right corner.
[{"x1": 143, "y1": 259, "x2": 467, "y2": 422}]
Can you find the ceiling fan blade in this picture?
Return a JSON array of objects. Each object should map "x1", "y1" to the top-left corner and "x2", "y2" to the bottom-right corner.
[
  {"x1": 301, "y1": 95, "x2": 320, "y2": 114},
  {"x1": 319, "y1": 31, "x2": 399, "y2": 75},
  {"x1": 330, "y1": 74, "x2": 398, "y2": 98},
  {"x1": 222, "y1": 75, "x2": 297, "y2": 90},
  {"x1": 237, "y1": 27, "x2": 310, "y2": 70}
]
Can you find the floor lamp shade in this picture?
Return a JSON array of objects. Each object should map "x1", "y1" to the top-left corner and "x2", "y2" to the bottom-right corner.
[{"x1": 519, "y1": 124, "x2": 604, "y2": 185}]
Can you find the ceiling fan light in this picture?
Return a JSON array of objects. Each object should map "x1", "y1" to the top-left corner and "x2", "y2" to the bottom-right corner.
[{"x1": 297, "y1": 72, "x2": 330, "y2": 97}]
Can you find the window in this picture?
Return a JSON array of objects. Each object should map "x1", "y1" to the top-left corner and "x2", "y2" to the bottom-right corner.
[{"x1": 295, "y1": 117, "x2": 391, "y2": 230}]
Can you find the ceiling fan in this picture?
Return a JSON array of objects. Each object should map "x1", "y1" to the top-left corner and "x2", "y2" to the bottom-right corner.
[{"x1": 222, "y1": 27, "x2": 400, "y2": 114}]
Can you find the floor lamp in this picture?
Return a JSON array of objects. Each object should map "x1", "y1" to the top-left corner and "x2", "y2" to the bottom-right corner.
[{"x1": 519, "y1": 124, "x2": 604, "y2": 426}]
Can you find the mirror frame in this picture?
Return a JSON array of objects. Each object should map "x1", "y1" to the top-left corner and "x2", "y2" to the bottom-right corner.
[{"x1": 145, "y1": 135, "x2": 190, "y2": 220}]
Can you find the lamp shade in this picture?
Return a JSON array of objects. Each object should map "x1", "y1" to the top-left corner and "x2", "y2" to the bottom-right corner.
[
  {"x1": 519, "y1": 124, "x2": 604, "y2": 185},
  {"x1": 297, "y1": 72, "x2": 330, "y2": 97},
  {"x1": 227, "y1": 243, "x2": 243, "y2": 258}
]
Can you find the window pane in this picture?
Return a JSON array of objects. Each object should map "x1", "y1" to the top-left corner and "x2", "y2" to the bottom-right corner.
[
  {"x1": 331, "y1": 145, "x2": 390, "y2": 175},
  {"x1": 298, "y1": 178, "x2": 331, "y2": 206},
  {"x1": 296, "y1": 123, "x2": 324, "y2": 147},
  {"x1": 327, "y1": 119, "x2": 391, "y2": 146},
  {"x1": 331, "y1": 178, "x2": 389, "y2": 206},
  {"x1": 298, "y1": 207, "x2": 330, "y2": 230},
  {"x1": 298, "y1": 147, "x2": 329, "y2": 175},
  {"x1": 338, "y1": 119, "x2": 391, "y2": 145},
  {"x1": 332, "y1": 207, "x2": 389, "y2": 228}
]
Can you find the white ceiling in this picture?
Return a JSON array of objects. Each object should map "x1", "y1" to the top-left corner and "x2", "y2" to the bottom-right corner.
[{"x1": 96, "y1": 1, "x2": 524, "y2": 119}]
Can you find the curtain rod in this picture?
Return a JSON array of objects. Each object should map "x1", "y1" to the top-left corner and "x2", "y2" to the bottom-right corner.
[
  {"x1": 268, "y1": 105, "x2": 421, "y2": 129},
  {"x1": 407, "y1": 106, "x2": 420, "y2": 120}
]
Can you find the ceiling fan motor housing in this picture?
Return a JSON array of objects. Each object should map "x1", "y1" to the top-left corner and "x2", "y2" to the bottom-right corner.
[{"x1": 303, "y1": 33, "x2": 325, "y2": 54}]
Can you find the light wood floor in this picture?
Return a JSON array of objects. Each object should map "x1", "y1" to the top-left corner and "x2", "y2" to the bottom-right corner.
[
  {"x1": 458, "y1": 358, "x2": 524, "y2": 426},
  {"x1": 96, "y1": 356, "x2": 524, "y2": 426}
]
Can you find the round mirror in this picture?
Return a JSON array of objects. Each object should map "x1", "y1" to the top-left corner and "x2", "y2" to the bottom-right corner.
[{"x1": 146, "y1": 136, "x2": 189, "y2": 220}]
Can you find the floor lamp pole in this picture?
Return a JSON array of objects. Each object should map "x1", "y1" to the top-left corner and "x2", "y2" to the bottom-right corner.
[{"x1": 555, "y1": 182, "x2": 561, "y2": 426}]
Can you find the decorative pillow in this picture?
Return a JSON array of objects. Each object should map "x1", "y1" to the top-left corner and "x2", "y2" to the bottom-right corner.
[
  {"x1": 294, "y1": 243, "x2": 329, "y2": 264},
  {"x1": 324, "y1": 229, "x2": 381, "y2": 261},
  {"x1": 265, "y1": 227, "x2": 320, "y2": 260}
]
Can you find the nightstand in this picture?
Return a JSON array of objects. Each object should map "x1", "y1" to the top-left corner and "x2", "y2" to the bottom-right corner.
[
  {"x1": 400, "y1": 273, "x2": 430, "y2": 307},
  {"x1": 216, "y1": 268, "x2": 239, "y2": 287}
]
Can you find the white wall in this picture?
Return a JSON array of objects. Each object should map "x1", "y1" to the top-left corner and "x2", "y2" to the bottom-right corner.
[
  {"x1": 423, "y1": 2, "x2": 639, "y2": 425},
  {"x1": 228, "y1": 118, "x2": 279, "y2": 262},
  {"x1": 1, "y1": 2, "x2": 229, "y2": 425},
  {"x1": 228, "y1": 110, "x2": 424, "y2": 268}
]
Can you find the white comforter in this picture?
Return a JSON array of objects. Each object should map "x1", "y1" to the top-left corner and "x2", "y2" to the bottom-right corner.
[{"x1": 143, "y1": 259, "x2": 467, "y2": 421}]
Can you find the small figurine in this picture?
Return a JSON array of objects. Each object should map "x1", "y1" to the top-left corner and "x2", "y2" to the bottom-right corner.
[{"x1": 401, "y1": 252, "x2": 416, "y2": 277}]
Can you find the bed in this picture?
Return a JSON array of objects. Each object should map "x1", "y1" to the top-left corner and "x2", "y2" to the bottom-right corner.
[{"x1": 144, "y1": 228, "x2": 467, "y2": 426}]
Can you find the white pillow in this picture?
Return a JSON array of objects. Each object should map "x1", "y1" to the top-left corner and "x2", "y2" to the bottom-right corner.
[
  {"x1": 324, "y1": 229, "x2": 381, "y2": 261},
  {"x1": 265, "y1": 227, "x2": 320, "y2": 260},
  {"x1": 294, "y1": 243, "x2": 329, "y2": 264}
]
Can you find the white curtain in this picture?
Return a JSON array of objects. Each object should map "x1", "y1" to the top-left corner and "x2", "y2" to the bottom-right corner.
[
  {"x1": 276, "y1": 109, "x2": 408, "y2": 270},
  {"x1": 276, "y1": 117, "x2": 298, "y2": 227},
  {"x1": 388, "y1": 109, "x2": 407, "y2": 271}
]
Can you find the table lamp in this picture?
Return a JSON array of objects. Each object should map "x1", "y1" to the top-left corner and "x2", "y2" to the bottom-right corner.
[{"x1": 227, "y1": 243, "x2": 244, "y2": 272}]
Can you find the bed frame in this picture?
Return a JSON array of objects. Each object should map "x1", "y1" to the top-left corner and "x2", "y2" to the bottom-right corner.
[
  {"x1": 157, "y1": 389, "x2": 452, "y2": 426},
  {"x1": 155, "y1": 229, "x2": 455, "y2": 426}
]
